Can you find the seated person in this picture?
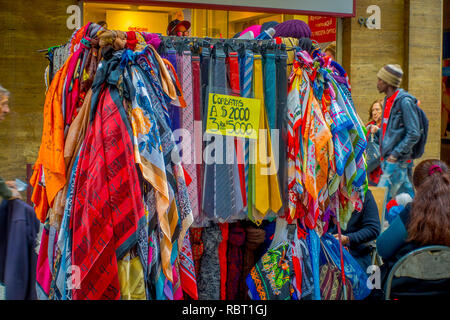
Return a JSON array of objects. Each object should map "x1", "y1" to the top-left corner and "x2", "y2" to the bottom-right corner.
[
  {"x1": 328, "y1": 188, "x2": 381, "y2": 271},
  {"x1": 375, "y1": 159, "x2": 450, "y2": 297}
]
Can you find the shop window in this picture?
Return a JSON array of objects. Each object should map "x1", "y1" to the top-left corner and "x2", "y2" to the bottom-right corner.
[{"x1": 82, "y1": 2, "x2": 338, "y2": 55}]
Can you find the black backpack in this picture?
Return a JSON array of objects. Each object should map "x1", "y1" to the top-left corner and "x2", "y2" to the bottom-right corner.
[{"x1": 399, "y1": 95, "x2": 429, "y2": 159}]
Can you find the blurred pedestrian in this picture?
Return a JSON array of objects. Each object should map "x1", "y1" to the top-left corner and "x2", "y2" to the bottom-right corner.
[
  {"x1": 374, "y1": 64, "x2": 421, "y2": 201},
  {"x1": 324, "y1": 42, "x2": 336, "y2": 60},
  {"x1": 0, "y1": 84, "x2": 20, "y2": 200}
]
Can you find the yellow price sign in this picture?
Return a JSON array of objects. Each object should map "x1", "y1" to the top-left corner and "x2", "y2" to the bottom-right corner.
[{"x1": 205, "y1": 93, "x2": 261, "y2": 140}]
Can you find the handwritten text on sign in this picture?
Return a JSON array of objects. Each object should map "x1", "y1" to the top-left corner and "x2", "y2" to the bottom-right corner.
[{"x1": 206, "y1": 93, "x2": 261, "y2": 140}]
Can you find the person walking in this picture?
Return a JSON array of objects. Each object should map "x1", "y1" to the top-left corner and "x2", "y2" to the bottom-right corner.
[{"x1": 374, "y1": 64, "x2": 421, "y2": 201}]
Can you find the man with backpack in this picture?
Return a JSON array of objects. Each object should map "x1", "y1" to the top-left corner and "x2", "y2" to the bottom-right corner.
[{"x1": 372, "y1": 64, "x2": 427, "y2": 202}]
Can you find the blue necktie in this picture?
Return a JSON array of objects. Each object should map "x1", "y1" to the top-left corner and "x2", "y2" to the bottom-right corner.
[
  {"x1": 240, "y1": 50, "x2": 254, "y2": 209},
  {"x1": 263, "y1": 52, "x2": 277, "y2": 130}
]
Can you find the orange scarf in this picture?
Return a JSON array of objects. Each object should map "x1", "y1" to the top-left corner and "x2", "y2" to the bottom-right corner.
[{"x1": 30, "y1": 54, "x2": 72, "y2": 222}]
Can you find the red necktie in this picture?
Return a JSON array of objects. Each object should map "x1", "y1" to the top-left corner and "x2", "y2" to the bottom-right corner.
[
  {"x1": 226, "y1": 52, "x2": 247, "y2": 207},
  {"x1": 191, "y1": 54, "x2": 203, "y2": 219}
]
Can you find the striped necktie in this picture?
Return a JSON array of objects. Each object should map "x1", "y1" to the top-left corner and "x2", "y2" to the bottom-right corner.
[
  {"x1": 191, "y1": 53, "x2": 203, "y2": 223},
  {"x1": 180, "y1": 50, "x2": 200, "y2": 221},
  {"x1": 213, "y1": 51, "x2": 236, "y2": 220},
  {"x1": 226, "y1": 51, "x2": 245, "y2": 218},
  {"x1": 240, "y1": 50, "x2": 254, "y2": 216}
]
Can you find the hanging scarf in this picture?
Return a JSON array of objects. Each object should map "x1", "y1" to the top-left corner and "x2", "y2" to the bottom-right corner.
[
  {"x1": 71, "y1": 75, "x2": 145, "y2": 299},
  {"x1": 31, "y1": 53, "x2": 73, "y2": 223},
  {"x1": 49, "y1": 89, "x2": 93, "y2": 230},
  {"x1": 178, "y1": 231, "x2": 198, "y2": 299},
  {"x1": 246, "y1": 242, "x2": 293, "y2": 300}
]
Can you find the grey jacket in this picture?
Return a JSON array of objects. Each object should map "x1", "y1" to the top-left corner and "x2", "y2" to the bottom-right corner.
[{"x1": 376, "y1": 89, "x2": 421, "y2": 162}]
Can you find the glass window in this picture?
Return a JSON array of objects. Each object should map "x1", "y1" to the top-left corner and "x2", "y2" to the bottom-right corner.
[{"x1": 83, "y1": 2, "x2": 337, "y2": 50}]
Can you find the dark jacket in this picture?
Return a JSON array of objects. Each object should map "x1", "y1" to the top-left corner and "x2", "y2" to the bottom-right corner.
[
  {"x1": 376, "y1": 89, "x2": 421, "y2": 162},
  {"x1": 0, "y1": 199, "x2": 40, "y2": 300},
  {"x1": 376, "y1": 204, "x2": 417, "y2": 267},
  {"x1": 328, "y1": 189, "x2": 381, "y2": 259}
]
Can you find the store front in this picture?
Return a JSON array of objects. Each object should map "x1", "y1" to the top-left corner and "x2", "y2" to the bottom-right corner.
[{"x1": 82, "y1": 0, "x2": 353, "y2": 61}]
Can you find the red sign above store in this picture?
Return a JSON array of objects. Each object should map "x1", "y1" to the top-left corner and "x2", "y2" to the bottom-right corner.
[
  {"x1": 308, "y1": 15, "x2": 336, "y2": 43},
  {"x1": 85, "y1": 0, "x2": 355, "y2": 17}
]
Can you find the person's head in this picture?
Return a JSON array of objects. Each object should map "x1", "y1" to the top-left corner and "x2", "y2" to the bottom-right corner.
[
  {"x1": 0, "y1": 84, "x2": 10, "y2": 121},
  {"x1": 408, "y1": 159, "x2": 450, "y2": 246},
  {"x1": 167, "y1": 19, "x2": 191, "y2": 36},
  {"x1": 273, "y1": 19, "x2": 311, "y2": 40},
  {"x1": 376, "y1": 64, "x2": 403, "y2": 94},
  {"x1": 368, "y1": 98, "x2": 383, "y2": 124},
  {"x1": 324, "y1": 42, "x2": 336, "y2": 60}
]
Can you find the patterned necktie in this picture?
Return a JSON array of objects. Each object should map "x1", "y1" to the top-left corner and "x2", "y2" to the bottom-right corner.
[
  {"x1": 213, "y1": 51, "x2": 236, "y2": 219},
  {"x1": 226, "y1": 51, "x2": 245, "y2": 217},
  {"x1": 168, "y1": 49, "x2": 181, "y2": 132},
  {"x1": 180, "y1": 50, "x2": 199, "y2": 221},
  {"x1": 191, "y1": 54, "x2": 203, "y2": 223},
  {"x1": 240, "y1": 50, "x2": 254, "y2": 215}
]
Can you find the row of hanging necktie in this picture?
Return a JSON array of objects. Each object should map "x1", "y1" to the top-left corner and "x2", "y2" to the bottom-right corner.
[{"x1": 158, "y1": 38, "x2": 290, "y2": 226}]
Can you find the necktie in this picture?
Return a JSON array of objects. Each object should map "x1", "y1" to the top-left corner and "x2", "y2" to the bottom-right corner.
[
  {"x1": 192, "y1": 54, "x2": 203, "y2": 223},
  {"x1": 253, "y1": 55, "x2": 283, "y2": 224},
  {"x1": 213, "y1": 50, "x2": 236, "y2": 220},
  {"x1": 240, "y1": 50, "x2": 254, "y2": 215},
  {"x1": 200, "y1": 46, "x2": 211, "y2": 133},
  {"x1": 201, "y1": 47, "x2": 216, "y2": 220},
  {"x1": 167, "y1": 49, "x2": 181, "y2": 132},
  {"x1": 225, "y1": 222, "x2": 245, "y2": 300},
  {"x1": 276, "y1": 47, "x2": 288, "y2": 209},
  {"x1": 226, "y1": 51, "x2": 245, "y2": 217},
  {"x1": 197, "y1": 224, "x2": 222, "y2": 300},
  {"x1": 263, "y1": 52, "x2": 277, "y2": 130},
  {"x1": 180, "y1": 50, "x2": 200, "y2": 221}
]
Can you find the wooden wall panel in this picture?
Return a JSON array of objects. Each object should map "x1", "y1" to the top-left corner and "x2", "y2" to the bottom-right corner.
[
  {"x1": 342, "y1": 0, "x2": 443, "y2": 162},
  {"x1": 342, "y1": 0, "x2": 406, "y2": 124},
  {"x1": 0, "y1": 0, "x2": 77, "y2": 183}
]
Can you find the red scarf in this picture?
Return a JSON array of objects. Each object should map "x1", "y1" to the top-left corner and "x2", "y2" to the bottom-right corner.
[
  {"x1": 381, "y1": 90, "x2": 399, "y2": 143},
  {"x1": 71, "y1": 87, "x2": 144, "y2": 300},
  {"x1": 380, "y1": 90, "x2": 399, "y2": 161}
]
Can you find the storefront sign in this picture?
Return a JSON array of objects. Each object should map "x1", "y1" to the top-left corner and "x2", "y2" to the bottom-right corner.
[
  {"x1": 206, "y1": 93, "x2": 261, "y2": 140},
  {"x1": 308, "y1": 15, "x2": 336, "y2": 43},
  {"x1": 86, "y1": 0, "x2": 355, "y2": 17}
]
